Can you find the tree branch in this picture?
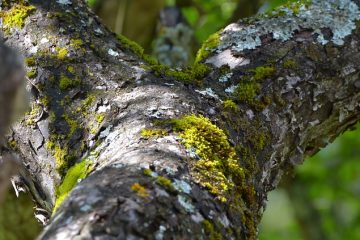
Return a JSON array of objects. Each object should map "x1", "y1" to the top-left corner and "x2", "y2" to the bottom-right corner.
[{"x1": 2, "y1": 0, "x2": 360, "y2": 239}]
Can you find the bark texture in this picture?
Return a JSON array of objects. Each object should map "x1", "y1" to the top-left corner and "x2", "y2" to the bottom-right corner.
[{"x1": 1, "y1": 0, "x2": 360, "y2": 239}]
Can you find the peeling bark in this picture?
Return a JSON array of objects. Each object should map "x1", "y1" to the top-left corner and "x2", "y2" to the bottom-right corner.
[{"x1": 1, "y1": 0, "x2": 360, "y2": 239}]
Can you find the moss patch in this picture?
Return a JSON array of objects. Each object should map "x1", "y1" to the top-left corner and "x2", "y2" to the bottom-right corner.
[
  {"x1": 0, "y1": 3, "x2": 35, "y2": 33},
  {"x1": 156, "y1": 176, "x2": 176, "y2": 193},
  {"x1": 59, "y1": 74, "x2": 81, "y2": 90},
  {"x1": 131, "y1": 183, "x2": 149, "y2": 198},
  {"x1": 26, "y1": 69, "x2": 37, "y2": 79},
  {"x1": 117, "y1": 34, "x2": 144, "y2": 57},
  {"x1": 170, "y1": 115, "x2": 244, "y2": 202},
  {"x1": 223, "y1": 99, "x2": 238, "y2": 112},
  {"x1": 195, "y1": 31, "x2": 221, "y2": 63},
  {"x1": 53, "y1": 159, "x2": 93, "y2": 213},
  {"x1": 141, "y1": 128, "x2": 167, "y2": 138},
  {"x1": 252, "y1": 66, "x2": 275, "y2": 81}
]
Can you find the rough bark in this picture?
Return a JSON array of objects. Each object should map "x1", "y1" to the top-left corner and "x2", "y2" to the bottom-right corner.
[{"x1": 1, "y1": 0, "x2": 360, "y2": 239}]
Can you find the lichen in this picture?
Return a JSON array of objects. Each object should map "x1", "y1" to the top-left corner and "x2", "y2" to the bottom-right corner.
[
  {"x1": 221, "y1": 0, "x2": 360, "y2": 52},
  {"x1": 53, "y1": 159, "x2": 93, "y2": 213},
  {"x1": 140, "y1": 128, "x2": 167, "y2": 138},
  {"x1": 169, "y1": 115, "x2": 244, "y2": 202},
  {"x1": 131, "y1": 183, "x2": 149, "y2": 198},
  {"x1": 195, "y1": 31, "x2": 221, "y2": 63},
  {"x1": 0, "y1": 3, "x2": 36, "y2": 33}
]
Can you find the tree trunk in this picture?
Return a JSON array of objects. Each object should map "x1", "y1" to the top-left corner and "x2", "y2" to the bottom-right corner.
[{"x1": 2, "y1": 0, "x2": 360, "y2": 239}]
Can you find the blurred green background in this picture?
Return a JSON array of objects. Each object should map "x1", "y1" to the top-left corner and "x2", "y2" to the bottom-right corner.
[{"x1": 1, "y1": 0, "x2": 359, "y2": 239}]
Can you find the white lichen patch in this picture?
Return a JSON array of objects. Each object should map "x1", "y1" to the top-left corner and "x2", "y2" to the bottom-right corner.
[
  {"x1": 219, "y1": 73, "x2": 233, "y2": 83},
  {"x1": 219, "y1": 0, "x2": 360, "y2": 53},
  {"x1": 173, "y1": 179, "x2": 192, "y2": 194},
  {"x1": 225, "y1": 85, "x2": 236, "y2": 94},
  {"x1": 57, "y1": 0, "x2": 72, "y2": 5},
  {"x1": 195, "y1": 88, "x2": 219, "y2": 99},
  {"x1": 108, "y1": 49, "x2": 119, "y2": 57},
  {"x1": 177, "y1": 195, "x2": 195, "y2": 213}
]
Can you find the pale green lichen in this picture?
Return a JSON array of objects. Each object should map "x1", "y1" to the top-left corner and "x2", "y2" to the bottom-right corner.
[
  {"x1": 170, "y1": 115, "x2": 244, "y2": 202},
  {"x1": 53, "y1": 159, "x2": 93, "y2": 213},
  {"x1": 0, "y1": 3, "x2": 36, "y2": 33}
]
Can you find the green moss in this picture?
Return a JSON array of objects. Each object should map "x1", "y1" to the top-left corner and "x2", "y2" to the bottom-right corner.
[
  {"x1": 170, "y1": 115, "x2": 244, "y2": 202},
  {"x1": 283, "y1": 59, "x2": 298, "y2": 69},
  {"x1": 95, "y1": 113, "x2": 105, "y2": 123},
  {"x1": 26, "y1": 69, "x2": 37, "y2": 79},
  {"x1": 148, "y1": 63, "x2": 210, "y2": 85},
  {"x1": 0, "y1": 3, "x2": 35, "y2": 33},
  {"x1": 40, "y1": 96, "x2": 50, "y2": 108},
  {"x1": 8, "y1": 140, "x2": 18, "y2": 151},
  {"x1": 59, "y1": 74, "x2": 81, "y2": 90},
  {"x1": 67, "y1": 66, "x2": 75, "y2": 74},
  {"x1": 62, "y1": 114, "x2": 78, "y2": 137},
  {"x1": 202, "y1": 220, "x2": 222, "y2": 240},
  {"x1": 234, "y1": 81, "x2": 259, "y2": 104},
  {"x1": 223, "y1": 100, "x2": 238, "y2": 112},
  {"x1": 57, "y1": 47, "x2": 69, "y2": 60},
  {"x1": 143, "y1": 54, "x2": 158, "y2": 65},
  {"x1": 25, "y1": 102, "x2": 41, "y2": 126},
  {"x1": 53, "y1": 145, "x2": 72, "y2": 175},
  {"x1": 195, "y1": 31, "x2": 221, "y2": 63},
  {"x1": 70, "y1": 39, "x2": 83, "y2": 49},
  {"x1": 156, "y1": 176, "x2": 176, "y2": 193},
  {"x1": 25, "y1": 57, "x2": 36, "y2": 66},
  {"x1": 140, "y1": 128, "x2": 167, "y2": 138},
  {"x1": 143, "y1": 168, "x2": 153, "y2": 177},
  {"x1": 131, "y1": 183, "x2": 149, "y2": 198},
  {"x1": 252, "y1": 66, "x2": 275, "y2": 81},
  {"x1": 219, "y1": 64, "x2": 230, "y2": 75},
  {"x1": 53, "y1": 159, "x2": 93, "y2": 213},
  {"x1": 117, "y1": 34, "x2": 144, "y2": 57}
]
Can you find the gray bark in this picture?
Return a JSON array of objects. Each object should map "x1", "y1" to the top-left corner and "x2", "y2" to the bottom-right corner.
[{"x1": 1, "y1": 0, "x2": 360, "y2": 239}]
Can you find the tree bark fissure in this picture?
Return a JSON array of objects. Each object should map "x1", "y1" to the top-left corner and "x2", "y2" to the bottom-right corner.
[{"x1": 1, "y1": 0, "x2": 360, "y2": 239}]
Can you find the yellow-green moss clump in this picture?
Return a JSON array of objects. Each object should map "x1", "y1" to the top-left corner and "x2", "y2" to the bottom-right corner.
[
  {"x1": 25, "y1": 57, "x2": 36, "y2": 66},
  {"x1": 53, "y1": 160, "x2": 93, "y2": 213},
  {"x1": 131, "y1": 183, "x2": 149, "y2": 198},
  {"x1": 0, "y1": 4, "x2": 36, "y2": 33},
  {"x1": 156, "y1": 176, "x2": 176, "y2": 193},
  {"x1": 57, "y1": 47, "x2": 69, "y2": 60},
  {"x1": 140, "y1": 128, "x2": 167, "y2": 138},
  {"x1": 195, "y1": 31, "x2": 221, "y2": 63},
  {"x1": 59, "y1": 74, "x2": 81, "y2": 90},
  {"x1": 26, "y1": 69, "x2": 37, "y2": 79},
  {"x1": 170, "y1": 115, "x2": 244, "y2": 202},
  {"x1": 223, "y1": 99, "x2": 238, "y2": 112}
]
